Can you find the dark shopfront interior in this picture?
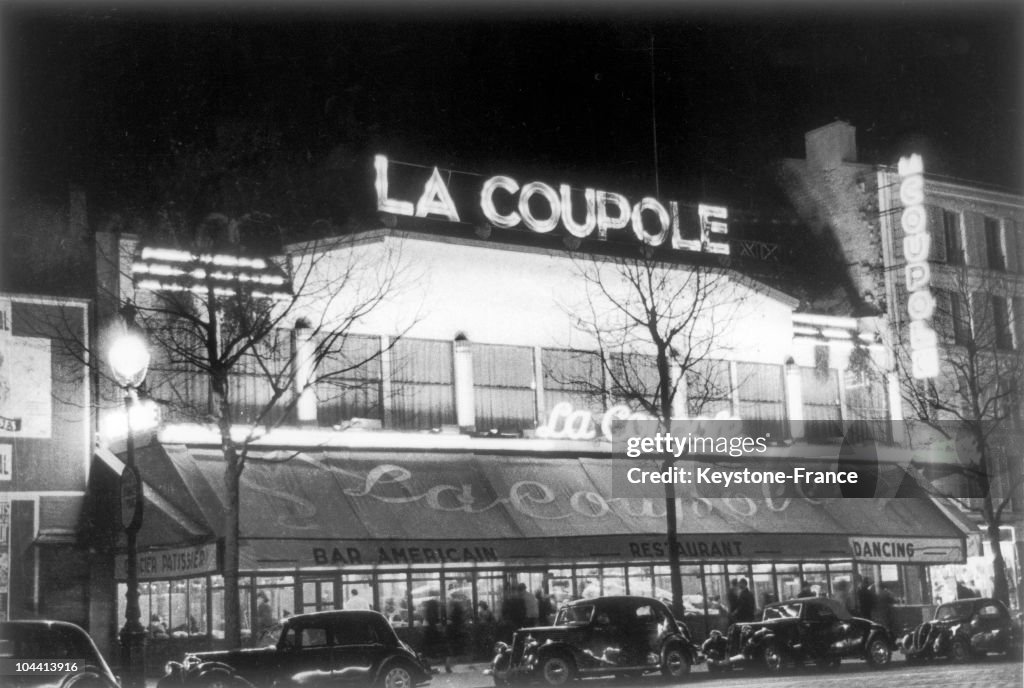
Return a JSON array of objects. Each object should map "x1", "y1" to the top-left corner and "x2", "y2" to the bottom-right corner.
[{"x1": 118, "y1": 556, "x2": 941, "y2": 673}]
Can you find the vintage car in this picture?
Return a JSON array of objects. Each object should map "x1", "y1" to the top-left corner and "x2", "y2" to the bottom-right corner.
[
  {"x1": 489, "y1": 595, "x2": 700, "y2": 686},
  {"x1": 899, "y1": 597, "x2": 1022, "y2": 662},
  {"x1": 1, "y1": 620, "x2": 119, "y2": 688},
  {"x1": 701, "y1": 597, "x2": 892, "y2": 673},
  {"x1": 157, "y1": 610, "x2": 432, "y2": 688}
]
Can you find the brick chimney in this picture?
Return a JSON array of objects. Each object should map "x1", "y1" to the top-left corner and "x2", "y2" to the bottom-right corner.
[{"x1": 805, "y1": 121, "x2": 858, "y2": 169}]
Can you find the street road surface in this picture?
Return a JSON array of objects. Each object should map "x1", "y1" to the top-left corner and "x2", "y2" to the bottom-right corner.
[{"x1": 418, "y1": 657, "x2": 1023, "y2": 688}]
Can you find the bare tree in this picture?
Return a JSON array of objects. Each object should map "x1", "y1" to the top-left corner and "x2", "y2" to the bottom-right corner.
[
  {"x1": 90, "y1": 222, "x2": 416, "y2": 647},
  {"x1": 896, "y1": 264, "x2": 1024, "y2": 607},
  {"x1": 561, "y1": 249, "x2": 751, "y2": 618}
]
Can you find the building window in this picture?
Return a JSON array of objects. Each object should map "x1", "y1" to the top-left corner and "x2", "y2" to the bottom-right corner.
[
  {"x1": 390, "y1": 338, "x2": 455, "y2": 430},
  {"x1": 229, "y1": 328, "x2": 290, "y2": 426},
  {"x1": 935, "y1": 289, "x2": 970, "y2": 345},
  {"x1": 685, "y1": 359, "x2": 732, "y2": 418},
  {"x1": 472, "y1": 343, "x2": 536, "y2": 432},
  {"x1": 607, "y1": 352, "x2": 659, "y2": 411},
  {"x1": 316, "y1": 334, "x2": 382, "y2": 426},
  {"x1": 942, "y1": 209, "x2": 964, "y2": 265},
  {"x1": 799, "y1": 367, "x2": 842, "y2": 440},
  {"x1": 993, "y1": 296, "x2": 1014, "y2": 350},
  {"x1": 984, "y1": 217, "x2": 1006, "y2": 271},
  {"x1": 542, "y1": 349, "x2": 604, "y2": 414},
  {"x1": 844, "y1": 369, "x2": 891, "y2": 443},
  {"x1": 736, "y1": 362, "x2": 785, "y2": 438}
]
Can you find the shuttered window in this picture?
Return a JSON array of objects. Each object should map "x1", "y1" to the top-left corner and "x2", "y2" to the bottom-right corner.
[
  {"x1": 316, "y1": 334, "x2": 382, "y2": 426},
  {"x1": 736, "y1": 363, "x2": 785, "y2": 438},
  {"x1": 473, "y1": 343, "x2": 536, "y2": 432},
  {"x1": 390, "y1": 338, "x2": 455, "y2": 430}
]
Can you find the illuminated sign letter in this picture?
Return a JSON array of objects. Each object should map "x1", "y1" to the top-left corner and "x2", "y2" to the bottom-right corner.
[
  {"x1": 416, "y1": 167, "x2": 460, "y2": 221},
  {"x1": 481, "y1": 176, "x2": 521, "y2": 229},
  {"x1": 699, "y1": 204, "x2": 730, "y2": 255},
  {"x1": 671, "y1": 202, "x2": 700, "y2": 252},
  {"x1": 906, "y1": 291, "x2": 936, "y2": 321},
  {"x1": 901, "y1": 205, "x2": 927, "y2": 234},
  {"x1": 906, "y1": 262, "x2": 931, "y2": 292},
  {"x1": 909, "y1": 320, "x2": 938, "y2": 350},
  {"x1": 596, "y1": 190, "x2": 631, "y2": 239},
  {"x1": 519, "y1": 182, "x2": 561, "y2": 234},
  {"x1": 374, "y1": 155, "x2": 414, "y2": 216},
  {"x1": 631, "y1": 198, "x2": 671, "y2": 247},
  {"x1": 903, "y1": 233, "x2": 931, "y2": 263},
  {"x1": 560, "y1": 185, "x2": 597, "y2": 238}
]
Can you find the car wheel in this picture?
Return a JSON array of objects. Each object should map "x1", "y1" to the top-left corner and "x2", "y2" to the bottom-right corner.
[
  {"x1": 950, "y1": 638, "x2": 972, "y2": 663},
  {"x1": 763, "y1": 644, "x2": 785, "y2": 674},
  {"x1": 538, "y1": 655, "x2": 575, "y2": 687},
  {"x1": 379, "y1": 663, "x2": 414, "y2": 688},
  {"x1": 661, "y1": 645, "x2": 691, "y2": 679},
  {"x1": 201, "y1": 673, "x2": 238, "y2": 688},
  {"x1": 866, "y1": 637, "x2": 892, "y2": 668},
  {"x1": 64, "y1": 675, "x2": 108, "y2": 688}
]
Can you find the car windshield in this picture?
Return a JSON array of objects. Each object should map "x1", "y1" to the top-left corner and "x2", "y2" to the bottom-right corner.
[
  {"x1": 763, "y1": 602, "x2": 802, "y2": 620},
  {"x1": 935, "y1": 602, "x2": 975, "y2": 621},
  {"x1": 555, "y1": 604, "x2": 594, "y2": 625}
]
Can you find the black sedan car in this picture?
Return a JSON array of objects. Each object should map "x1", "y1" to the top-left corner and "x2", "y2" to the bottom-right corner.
[
  {"x1": 490, "y1": 596, "x2": 700, "y2": 686},
  {"x1": 158, "y1": 610, "x2": 431, "y2": 688},
  {"x1": 702, "y1": 597, "x2": 892, "y2": 673},
  {"x1": 899, "y1": 597, "x2": 1021, "y2": 662},
  {"x1": 1, "y1": 620, "x2": 119, "y2": 688}
]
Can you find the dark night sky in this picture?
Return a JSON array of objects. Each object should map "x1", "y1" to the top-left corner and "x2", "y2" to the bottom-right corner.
[{"x1": 2, "y1": 0, "x2": 1022, "y2": 222}]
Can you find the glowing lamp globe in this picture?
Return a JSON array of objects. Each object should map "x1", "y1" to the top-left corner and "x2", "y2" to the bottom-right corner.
[{"x1": 109, "y1": 333, "x2": 151, "y2": 388}]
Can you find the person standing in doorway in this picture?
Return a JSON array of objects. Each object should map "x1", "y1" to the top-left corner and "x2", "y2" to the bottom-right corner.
[
  {"x1": 857, "y1": 577, "x2": 876, "y2": 621},
  {"x1": 733, "y1": 579, "x2": 756, "y2": 622},
  {"x1": 521, "y1": 583, "x2": 539, "y2": 626},
  {"x1": 346, "y1": 588, "x2": 372, "y2": 610}
]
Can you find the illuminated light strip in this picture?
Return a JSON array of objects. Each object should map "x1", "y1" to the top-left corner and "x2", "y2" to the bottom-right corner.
[{"x1": 141, "y1": 247, "x2": 193, "y2": 263}]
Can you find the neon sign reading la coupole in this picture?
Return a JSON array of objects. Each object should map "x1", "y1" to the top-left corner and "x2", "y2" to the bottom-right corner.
[
  {"x1": 899, "y1": 154, "x2": 939, "y2": 379},
  {"x1": 374, "y1": 155, "x2": 730, "y2": 255}
]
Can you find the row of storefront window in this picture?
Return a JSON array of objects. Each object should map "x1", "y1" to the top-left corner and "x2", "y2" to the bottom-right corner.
[
  {"x1": 149, "y1": 337, "x2": 889, "y2": 439},
  {"x1": 118, "y1": 560, "x2": 914, "y2": 642}
]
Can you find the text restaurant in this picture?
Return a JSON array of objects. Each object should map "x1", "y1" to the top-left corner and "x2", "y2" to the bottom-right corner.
[{"x1": 92, "y1": 155, "x2": 971, "y2": 665}]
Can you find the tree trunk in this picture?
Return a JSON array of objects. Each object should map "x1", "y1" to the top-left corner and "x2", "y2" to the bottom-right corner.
[
  {"x1": 222, "y1": 427, "x2": 242, "y2": 647},
  {"x1": 984, "y1": 499, "x2": 1011, "y2": 606},
  {"x1": 663, "y1": 474, "x2": 684, "y2": 621}
]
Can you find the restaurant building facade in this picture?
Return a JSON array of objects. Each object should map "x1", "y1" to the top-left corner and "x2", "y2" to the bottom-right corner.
[{"x1": 88, "y1": 153, "x2": 972, "y2": 665}]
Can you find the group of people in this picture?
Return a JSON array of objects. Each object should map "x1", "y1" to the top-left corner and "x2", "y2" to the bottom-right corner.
[
  {"x1": 499, "y1": 582, "x2": 555, "y2": 629},
  {"x1": 147, "y1": 613, "x2": 201, "y2": 639},
  {"x1": 815, "y1": 576, "x2": 899, "y2": 631}
]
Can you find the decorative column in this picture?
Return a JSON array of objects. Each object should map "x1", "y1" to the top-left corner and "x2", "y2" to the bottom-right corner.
[
  {"x1": 293, "y1": 319, "x2": 317, "y2": 425},
  {"x1": 453, "y1": 333, "x2": 475, "y2": 432}
]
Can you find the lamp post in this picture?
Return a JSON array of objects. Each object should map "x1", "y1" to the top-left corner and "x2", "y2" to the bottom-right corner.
[{"x1": 109, "y1": 328, "x2": 150, "y2": 688}]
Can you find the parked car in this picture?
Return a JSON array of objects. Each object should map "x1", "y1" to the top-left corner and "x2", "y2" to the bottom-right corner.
[
  {"x1": 0, "y1": 620, "x2": 119, "y2": 688},
  {"x1": 899, "y1": 597, "x2": 1022, "y2": 663},
  {"x1": 701, "y1": 597, "x2": 892, "y2": 673},
  {"x1": 157, "y1": 610, "x2": 432, "y2": 688},
  {"x1": 489, "y1": 595, "x2": 700, "y2": 686}
]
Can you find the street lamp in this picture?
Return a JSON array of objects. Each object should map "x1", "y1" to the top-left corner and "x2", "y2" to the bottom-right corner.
[{"x1": 108, "y1": 326, "x2": 150, "y2": 688}]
